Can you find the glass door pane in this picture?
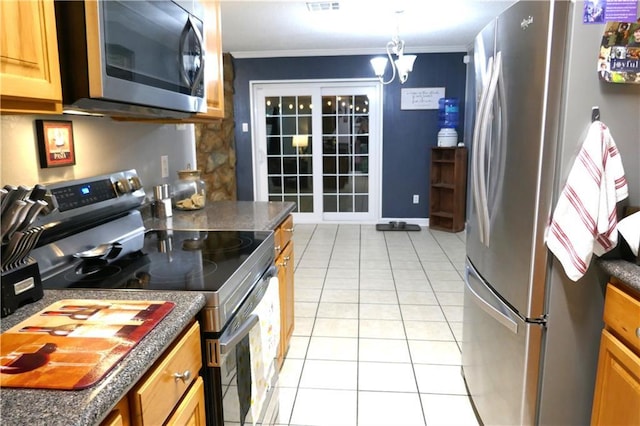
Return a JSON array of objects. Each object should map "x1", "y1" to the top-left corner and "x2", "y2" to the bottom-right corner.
[
  {"x1": 321, "y1": 94, "x2": 370, "y2": 214},
  {"x1": 265, "y1": 95, "x2": 314, "y2": 213}
]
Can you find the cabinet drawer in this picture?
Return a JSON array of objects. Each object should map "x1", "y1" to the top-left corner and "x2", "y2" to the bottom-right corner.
[
  {"x1": 604, "y1": 284, "x2": 640, "y2": 354},
  {"x1": 100, "y1": 397, "x2": 130, "y2": 426},
  {"x1": 130, "y1": 321, "x2": 202, "y2": 426},
  {"x1": 166, "y1": 376, "x2": 206, "y2": 426},
  {"x1": 275, "y1": 215, "x2": 294, "y2": 254}
]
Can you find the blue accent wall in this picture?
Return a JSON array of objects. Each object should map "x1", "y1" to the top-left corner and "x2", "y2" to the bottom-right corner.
[{"x1": 233, "y1": 53, "x2": 467, "y2": 218}]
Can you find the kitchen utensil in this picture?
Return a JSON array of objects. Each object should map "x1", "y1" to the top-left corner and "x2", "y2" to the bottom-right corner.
[
  {"x1": 0, "y1": 188, "x2": 8, "y2": 212},
  {"x1": 5, "y1": 200, "x2": 35, "y2": 238},
  {"x1": 40, "y1": 191, "x2": 58, "y2": 215},
  {"x1": 1, "y1": 185, "x2": 18, "y2": 215},
  {"x1": 73, "y1": 242, "x2": 123, "y2": 260},
  {"x1": 14, "y1": 185, "x2": 31, "y2": 201},
  {"x1": 10, "y1": 226, "x2": 45, "y2": 270},
  {"x1": 15, "y1": 200, "x2": 48, "y2": 233},
  {"x1": 1, "y1": 200, "x2": 27, "y2": 241},
  {"x1": 28, "y1": 184, "x2": 47, "y2": 202},
  {"x1": 1, "y1": 231, "x2": 25, "y2": 270}
]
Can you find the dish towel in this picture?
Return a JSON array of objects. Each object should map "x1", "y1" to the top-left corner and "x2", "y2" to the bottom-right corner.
[
  {"x1": 546, "y1": 121, "x2": 628, "y2": 281},
  {"x1": 247, "y1": 276, "x2": 280, "y2": 425}
]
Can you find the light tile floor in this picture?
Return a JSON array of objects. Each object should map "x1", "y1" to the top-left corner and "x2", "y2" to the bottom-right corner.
[{"x1": 275, "y1": 224, "x2": 480, "y2": 426}]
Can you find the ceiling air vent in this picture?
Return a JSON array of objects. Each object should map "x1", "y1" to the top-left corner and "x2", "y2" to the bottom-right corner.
[{"x1": 306, "y1": 2, "x2": 340, "y2": 12}]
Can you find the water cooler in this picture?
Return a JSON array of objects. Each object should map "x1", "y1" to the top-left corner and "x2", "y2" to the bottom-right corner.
[{"x1": 437, "y1": 98, "x2": 459, "y2": 147}]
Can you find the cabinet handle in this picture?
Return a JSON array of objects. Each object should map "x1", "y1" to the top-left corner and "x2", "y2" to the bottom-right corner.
[
  {"x1": 284, "y1": 227, "x2": 294, "y2": 233},
  {"x1": 636, "y1": 327, "x2": 640, "y2": 338},
  {"x1": 278, "y1": 258, "x2": 289, "y2": 267},
  {"x1": 173, "y1": 370, "x2": 191, "y2": 382},
  {"x1": 274, "y1": 245, "x2": 281, "y2": 252}
]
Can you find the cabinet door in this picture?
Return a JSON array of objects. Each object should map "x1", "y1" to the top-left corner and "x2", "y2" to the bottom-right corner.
[
  {"x1": 165, "y1": 377, "x2": 206, "y2": 426},
  {"x1": 130, "y1": 322, "x2": 202, "y2": 426},
  {"x1": 0, "y1": 0, "x2": 62, "y2": 113},
  {"x1": 277, "y1": 241, "x2": 294, "y2": 366},
  {"x1": 198, "y1": 0, "x2": 224, "y2": 119},
  {"x1": 591, "y1": 329, "x2": 640, "y2": 426}
]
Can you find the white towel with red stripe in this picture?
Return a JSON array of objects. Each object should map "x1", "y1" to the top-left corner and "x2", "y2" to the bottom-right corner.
[{"x1": 546, "y1": 121, "x2": 628, "y2": 281}]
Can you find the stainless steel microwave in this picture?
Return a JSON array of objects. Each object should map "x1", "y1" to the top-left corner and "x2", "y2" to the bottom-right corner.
[{"x1": 55, "y1": 0, "x2": 207, "y2": 118}]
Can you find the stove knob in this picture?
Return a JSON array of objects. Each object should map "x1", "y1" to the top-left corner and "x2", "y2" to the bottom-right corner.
[
  {"x1": 128, "y1": 176, "x2": 142, "y2": 191},
  {"x1": 116, "y1": 178, "x2": 131, "y2": 194}
]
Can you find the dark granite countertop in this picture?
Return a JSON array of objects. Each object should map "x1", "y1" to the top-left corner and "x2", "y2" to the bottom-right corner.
[
  {"x1": 0, "y1": 289, "x2": 206, "y2": 426},
  {"x1": 144, "y1": 200, "x2": 296, "y2": 231},
  {"x1": 598, "y1": 259, "x2": 640, "y2": 293}
]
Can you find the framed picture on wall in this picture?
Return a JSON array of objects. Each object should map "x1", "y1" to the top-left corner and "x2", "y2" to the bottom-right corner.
[{"x1": 35, "y1": 120, "x2": 76, "y2": 168}]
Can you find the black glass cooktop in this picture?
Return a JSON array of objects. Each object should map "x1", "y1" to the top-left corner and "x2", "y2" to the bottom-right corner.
[{"x1": 42, "y1": 230, "x2": 274, "y2": 292}]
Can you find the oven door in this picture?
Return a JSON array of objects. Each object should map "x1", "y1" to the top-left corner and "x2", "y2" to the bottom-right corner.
[{"x1": 205, "y1": 270, "x2": 280, "y2": 425}]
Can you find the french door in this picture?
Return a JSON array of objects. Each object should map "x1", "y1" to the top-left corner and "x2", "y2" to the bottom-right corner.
[{"x1": 252, "y1": 81, "x2": 382, "y2": 223}]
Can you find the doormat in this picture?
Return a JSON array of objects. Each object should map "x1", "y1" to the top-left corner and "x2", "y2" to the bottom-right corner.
[{"x1": 376, "y1": 222, "x2": 421, "y2": 231}]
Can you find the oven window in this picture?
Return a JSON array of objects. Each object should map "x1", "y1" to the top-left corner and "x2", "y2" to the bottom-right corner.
[{"x1": 102, "y1": 1, "x2": 204, "y2": 96}]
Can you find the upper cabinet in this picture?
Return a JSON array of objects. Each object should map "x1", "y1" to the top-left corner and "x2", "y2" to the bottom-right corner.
[
  {"x1": 199, "y1": 0, "x2": 225, "y2": 120},
  {"x1": 0, "y1": 0, "x2": 62, "y2": 114}
]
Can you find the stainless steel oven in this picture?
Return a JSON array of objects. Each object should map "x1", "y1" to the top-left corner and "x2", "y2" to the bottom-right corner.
[{"x1": 27, "y1": 170, "x2": 280, "y2": 425}]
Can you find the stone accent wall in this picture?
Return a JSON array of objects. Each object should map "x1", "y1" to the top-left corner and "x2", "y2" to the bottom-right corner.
[{"x1": 195, "y1": 53, "x2": 237, "y2": 201}]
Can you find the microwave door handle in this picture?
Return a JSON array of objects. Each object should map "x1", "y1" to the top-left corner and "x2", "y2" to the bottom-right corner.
[
  {"x1": 178, "y1": 19, "x2": 190, "y2": 86},
  {"x1": 178, "y1": 16, "x2": 205, "y2": 95},
  {"x1": 189, "y1": 16, "x2": 205, "y2": 96}
]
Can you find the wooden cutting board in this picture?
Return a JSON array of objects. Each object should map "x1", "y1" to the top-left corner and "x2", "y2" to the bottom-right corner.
[{"x1": 0, "y1": 299, "x2": 175, "y2": 390}]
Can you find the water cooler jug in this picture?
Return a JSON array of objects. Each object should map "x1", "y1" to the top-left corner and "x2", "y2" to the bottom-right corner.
[{"x1": 437, "y1": 97, "x2": 459, "y2": 147}]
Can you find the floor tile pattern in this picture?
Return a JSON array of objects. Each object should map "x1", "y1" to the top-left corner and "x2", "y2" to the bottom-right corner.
[{"x1": 273, "y1": 224, "x2": 479, "y2": 426}]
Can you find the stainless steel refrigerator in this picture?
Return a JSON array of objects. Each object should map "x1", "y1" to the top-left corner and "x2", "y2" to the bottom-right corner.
[{"x1": 461, "y1": 1, "x2": 640, "y2": 425}]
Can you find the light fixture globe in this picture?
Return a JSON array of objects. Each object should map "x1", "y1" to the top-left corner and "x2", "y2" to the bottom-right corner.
[
  {"x1": 395, "y1": 54, "x2": 417, "y2": 83},
  {"x1": 370, "y1": 57, "x2": 389, "y2": 77}
]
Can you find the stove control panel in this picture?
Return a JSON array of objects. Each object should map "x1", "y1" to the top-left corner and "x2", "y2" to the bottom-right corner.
[
  {"x1": 52, "y1": 179, "x2": 118, "y2": 211},
  {"x1": 39, "y1": 170, "x2": 146, "y2": 219}
]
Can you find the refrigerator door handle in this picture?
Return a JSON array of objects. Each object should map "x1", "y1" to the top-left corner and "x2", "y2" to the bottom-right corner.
[
  {"x1": 471, "y1": 56, "x2": 494, "y2": 244},
  {"x1": 465, "y1": 261, "x2": 519, "y2": 334},
  {"x1": 476, "y1": 51, "x2": 502, "y2": 247}
]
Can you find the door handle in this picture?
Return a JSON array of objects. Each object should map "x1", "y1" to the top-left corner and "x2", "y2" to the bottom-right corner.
[
  {"x1": 471, "y1": 56, "x2": 494, "y2": 244},
  {"x1": 178, "y1": 16, "x2": 205, "y2": 95},
  {"x1": 465, "y1": 263, "x2": 518, "y2": 334}
]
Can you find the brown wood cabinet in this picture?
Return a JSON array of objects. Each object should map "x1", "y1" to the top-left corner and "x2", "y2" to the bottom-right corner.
[
  {"x1": 102, "y1": 320, "x2": 205, "y2": 426},
  {"x1": 429, "y1": 147, "x2": 467, "y2": 232},
  {"x1": 0, "y1": 0, "x2": 62, "y2": 114},
  {"x1": 197, "y1": 0, "x2": 225, "y2": 120},
  {"x1": 591, "y1": 281, "x2": 640, "y2": 426},
  {"x1": 275, "y1": 214, "x2": 295, "y2": 368}
]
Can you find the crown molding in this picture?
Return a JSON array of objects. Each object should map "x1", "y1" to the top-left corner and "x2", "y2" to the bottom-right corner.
[{"x1": 227, "y1": 45, "x2": 469, "y2": 59}]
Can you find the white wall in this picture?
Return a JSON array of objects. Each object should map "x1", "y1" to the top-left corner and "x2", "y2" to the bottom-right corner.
[{"x1": 0, "y1": 115, "x2": 196, "y2": 194}]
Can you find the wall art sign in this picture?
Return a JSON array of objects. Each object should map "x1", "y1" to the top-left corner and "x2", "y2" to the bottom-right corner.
[
  {"x1": 35, "y1": 120, "x2": 76, "y2": 168},
  {"x1": 400, "y1": 87, "x2": 445, "y2": 110},
  {"x1": 598, "y1": 20, "x2": 640, "y2": 84}
]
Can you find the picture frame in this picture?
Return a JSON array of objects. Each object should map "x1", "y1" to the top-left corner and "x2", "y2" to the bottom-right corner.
[{"x1": 35, "y1": 120, "x2": 76, "y2": 168}]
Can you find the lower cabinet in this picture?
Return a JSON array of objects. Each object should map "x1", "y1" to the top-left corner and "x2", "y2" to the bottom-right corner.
[
  {"x1": 591, "y1": 282, "x2": 640, "y2": 425},
  {"x1": 275, "y1": 214, "x2": 295, "y2": 368},
  {"x1": 101, "y1": 320, "x2": 204, "y2": 426}
]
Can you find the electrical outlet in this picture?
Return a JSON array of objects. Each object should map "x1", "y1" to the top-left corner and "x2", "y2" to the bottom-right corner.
[
  {"x1": 161, "y1": 155, "x2": 169, "y2": 178},
  {"x1": 413, "y1": 194, "x2": 419, "y2": 204}
]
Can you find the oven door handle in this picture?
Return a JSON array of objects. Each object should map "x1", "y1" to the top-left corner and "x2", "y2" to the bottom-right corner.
[{"x1": 219, "y1": 314, "x2": 259, "y2": 355}]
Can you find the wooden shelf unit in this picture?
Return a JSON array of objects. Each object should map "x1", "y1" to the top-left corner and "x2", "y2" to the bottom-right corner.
[{"x1": 429, "y1": 147, "x2": 468, "y2": 232}]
